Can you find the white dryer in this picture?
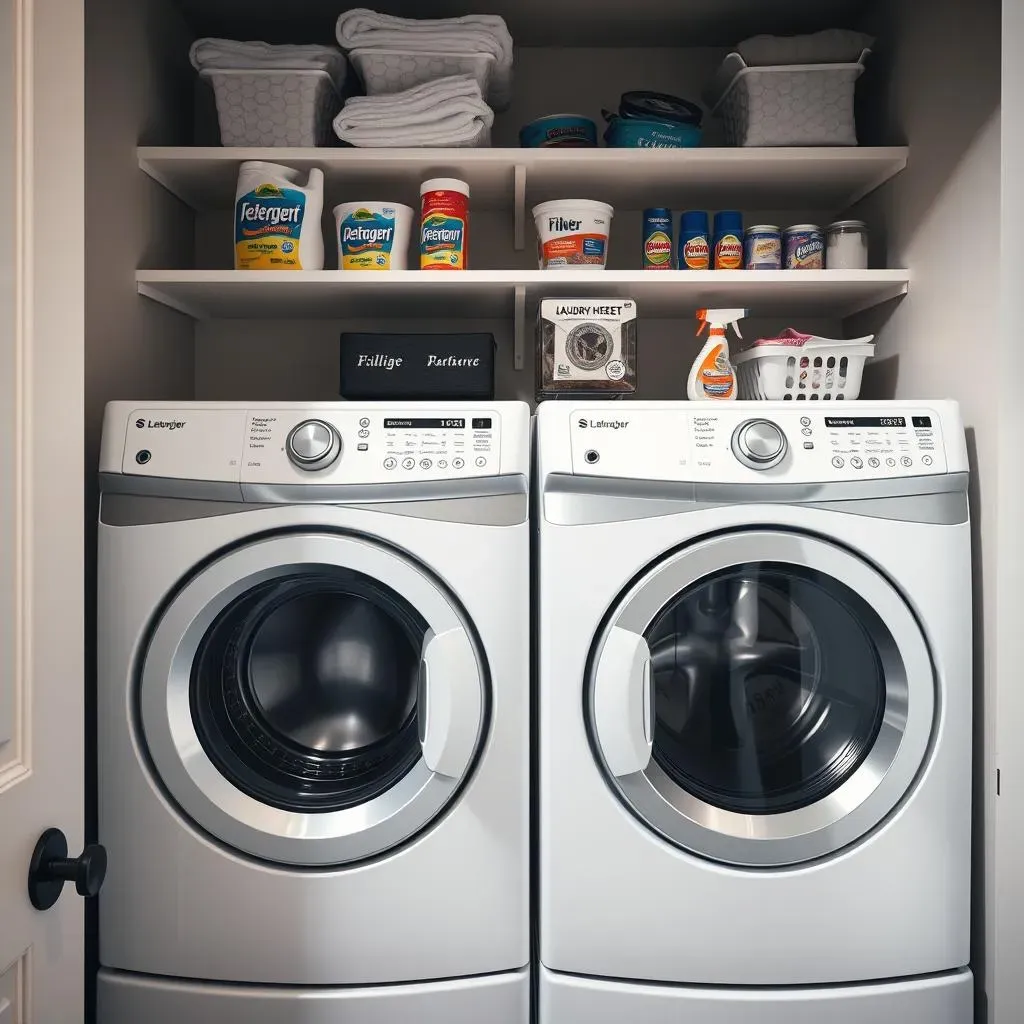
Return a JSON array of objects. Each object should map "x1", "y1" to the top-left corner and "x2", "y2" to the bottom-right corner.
[
  {"x1": 536, "y1": 400, "x2": 973, "y2": 1023},
  {"x1": 96, "y1": 401, "x2": 530, "y2": 1023}
]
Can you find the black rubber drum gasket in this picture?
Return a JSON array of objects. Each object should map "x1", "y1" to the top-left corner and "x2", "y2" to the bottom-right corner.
[{"x1": 189, "y1": 569, "x2": 425, "y2": 814}]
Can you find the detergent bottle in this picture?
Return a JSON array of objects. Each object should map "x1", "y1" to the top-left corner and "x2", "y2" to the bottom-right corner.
[
  {"x1": 687, "y1": 308, "x2": 747, "y2": 401},
  {"x1": 234, "y1": 161, "x2": 325, "y2": 271}
]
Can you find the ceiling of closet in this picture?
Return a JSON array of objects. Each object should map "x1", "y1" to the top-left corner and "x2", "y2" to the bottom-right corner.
[{"x1": 172, "y1": 0, "x2": 870, "y2": 47}]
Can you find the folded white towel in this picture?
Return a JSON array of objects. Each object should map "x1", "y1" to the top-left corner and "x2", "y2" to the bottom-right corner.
[
  {"x1": 737, "y1": 29, "x2": 874, "y2": 67},
  {"x1": 335, "y1": 8, "x2": 513, "y2": 110},
  {"x1": 334, "y1": 74, "x2": 494, "y2": 147},
  {"x1": 190, "y1": 38, "x2": 348, "y2": 91}
]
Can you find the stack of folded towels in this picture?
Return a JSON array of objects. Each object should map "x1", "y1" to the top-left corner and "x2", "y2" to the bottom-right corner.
[
  {"x1": 335, "y1": 8, "x2": 514, "y2": 110},
  {"x1": 189, "y1": 38, "x2": 348, "y2": 93},
  {"x1": 333, "y1": 74, "x2": 494, "y2": 148}
]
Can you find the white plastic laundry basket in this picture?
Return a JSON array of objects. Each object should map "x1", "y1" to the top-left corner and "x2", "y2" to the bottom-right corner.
[
  {"x1": 349, "y1": 49, "x2": 495, "y2": 99},
  {"x1": 705, "y1": 49, "x2": 870, "y2": 147},
  {"x1": 733, "y1": 340, "x2": 875, "y2": 400},
  {"x1": 202, "y1": 69, "x2": 341, "y2": 147}
]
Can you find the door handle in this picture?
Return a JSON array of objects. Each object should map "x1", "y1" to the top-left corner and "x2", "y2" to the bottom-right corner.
[{"x1": 27, "y1": 827, "x2": 107, "y2": 911}]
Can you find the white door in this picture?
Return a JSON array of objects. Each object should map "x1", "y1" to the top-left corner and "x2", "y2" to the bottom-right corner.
[{"x1": 0, "y1": 0, "x2": 87, "y2": 1021}]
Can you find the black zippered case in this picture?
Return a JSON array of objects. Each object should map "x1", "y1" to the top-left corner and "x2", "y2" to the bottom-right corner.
[{"x1": 339, "y1": 333, "x2": 495, "y2": 400}]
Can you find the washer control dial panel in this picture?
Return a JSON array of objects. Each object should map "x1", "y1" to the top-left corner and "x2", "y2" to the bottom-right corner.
[
  {"x1": 286, "y1": 419, "x2": 342, "y2": 471},
  {"x1": 569, "y1": 408, "x2": 948, "y2": 482}
]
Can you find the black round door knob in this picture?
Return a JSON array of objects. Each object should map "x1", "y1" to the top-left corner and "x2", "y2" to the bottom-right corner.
[{"x1": 27, "y1": 827, "x2": 108, "y2": 911}]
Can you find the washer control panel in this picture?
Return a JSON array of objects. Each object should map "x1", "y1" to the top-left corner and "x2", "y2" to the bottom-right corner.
[
  {"x1": 570, "y1": 407, "x2": 948, "y2": 482},
  {"x1": 121, "y1": 408, "x2": 503, "y2": 483}
]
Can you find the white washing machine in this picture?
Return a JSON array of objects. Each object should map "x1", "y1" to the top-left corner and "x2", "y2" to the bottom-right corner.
[
  {"x1": 536, "y1": 400, "x2": 973, "y2": 1022},
  {"x1": 96, "y1": 401, "x2": 530, "y2": 1023}
]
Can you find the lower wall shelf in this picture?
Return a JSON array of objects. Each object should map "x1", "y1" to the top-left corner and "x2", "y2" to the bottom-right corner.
[{"x1": 136, "y1": 268, "x2": 910, "y2": 369}]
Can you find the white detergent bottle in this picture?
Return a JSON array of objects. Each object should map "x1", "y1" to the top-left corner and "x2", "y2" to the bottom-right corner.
[
  {"x1": 234, "y1": 161, "x2": 324, "y2": 271},
  {"x1": 687, "y1": 307, "x2": 748, "y2": 401}
]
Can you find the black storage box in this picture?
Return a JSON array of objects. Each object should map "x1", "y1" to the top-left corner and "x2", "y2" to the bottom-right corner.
[{"x1": 339, "y1": 333, "x2": 496, "y2": 400}]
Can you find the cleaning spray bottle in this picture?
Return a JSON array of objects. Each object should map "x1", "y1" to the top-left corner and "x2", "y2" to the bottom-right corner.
[{"x1": 687, "y1": 308, "x2": 748, "y2": 401}]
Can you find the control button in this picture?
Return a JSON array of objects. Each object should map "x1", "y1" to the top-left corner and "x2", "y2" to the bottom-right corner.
[
  {"x1": 475, "y1": 456, "x2": 487, "y2": 467},
  {"x1": 383, "y1": 457, "x2": 397, "y2": 470},
  {"x1": 851, "y1": 456, "x2": 864, "y2": 469},
  {"x1": 135, "y1": 449, "x2": 152, "y2": 465},
  {"x1": 420, "y1": 458, "x2": 433, "y2": 470},
  {"x1": 868, "y1": 457, "x2": 880, "y2": 468},
  {"x1": 922, "y1": 455, "x2": 933, "y2": 466},
  {"x1": 359, "y1": 417, "x2": 370, "y2": 428},
  {"x1": 286, "y1": 419, "x2": 341, "y2": 472},
  {"x1": 800, "y1": 416, "x2": 812, "y2": 427},
  {"x1": 357, "y1": 443, "x2": 369, "y2": 452},
  {"x1": 731, "y1": 419, "x2": 788, "y2": 471},
  {"x1": 438, "y1": 459, "x2": 448, "y2": 469},
  {"x1": 801, "y1": 427, "x2": 812, "y2": 436},
  {"x1": 886, "y1": 457, "x2": 897, "y2": 467},
  {"x1": 901, "y1": 456, "x2": 913, "y2": 467},
  {"x1": 832, "y1": 456, "x2": 845, "y2": 468},
  {"x1": 402, "y1": 457, "x2": 415, "y2": 470},
  {"x1": 803, "y1": 442, "x2": 814, "y2": 450},
  {"x1": 452, "y1": 457, "x2": 465, "y2": 469}
]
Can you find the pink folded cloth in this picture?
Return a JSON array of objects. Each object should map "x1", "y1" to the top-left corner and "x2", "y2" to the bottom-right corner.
[{"x1": 751, "y1": 328, "x2": 813, "y2": 347}]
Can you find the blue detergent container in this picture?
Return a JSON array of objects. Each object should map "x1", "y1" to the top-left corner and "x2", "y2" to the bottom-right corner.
[{"x1": 603, "y1": 90, "x2": 704, "y2": 148}]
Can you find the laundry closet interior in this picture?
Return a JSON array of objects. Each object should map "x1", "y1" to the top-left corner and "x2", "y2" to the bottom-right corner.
[{"x1": 82, "y1": 0, "x2": 1000, "y2": 1013}]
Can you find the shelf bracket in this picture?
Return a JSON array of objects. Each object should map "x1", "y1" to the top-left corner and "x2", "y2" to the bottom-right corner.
[
  {"x1": 513, "y1": 165, "x2": 527, "y2": 252},
  {"x1": 513, "y1": 285, "x2": 526, "y2": 371},
  {"x1": 137, "y1": 281, "x2": 205, "y2": 321}
]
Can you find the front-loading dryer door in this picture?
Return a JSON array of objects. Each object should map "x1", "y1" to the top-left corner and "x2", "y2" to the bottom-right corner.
[
  {"x1": 138, "y1": 532, "x2": 487, "y2": 867},
  {"x1": 587, "y1": 530, "x2": 934, "y2": 867}
]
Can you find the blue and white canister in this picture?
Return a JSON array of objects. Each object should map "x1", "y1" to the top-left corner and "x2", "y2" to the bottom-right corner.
[
  {"x1": 784, "y1": 224, "x2": 825, "y2": 270},
  {"x1": 744, "y1": 225, "x2": 782, "y2": 270}
]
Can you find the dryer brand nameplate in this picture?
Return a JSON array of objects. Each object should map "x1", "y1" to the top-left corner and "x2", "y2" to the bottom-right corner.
[{"x1": 569, "y1": 406, "x2": 947, "y2": 481}]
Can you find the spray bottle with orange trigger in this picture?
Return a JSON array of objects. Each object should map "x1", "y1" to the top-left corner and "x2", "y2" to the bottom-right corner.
[{"x1": 687, "y1": 307, "x2": 748, "y2": 401}]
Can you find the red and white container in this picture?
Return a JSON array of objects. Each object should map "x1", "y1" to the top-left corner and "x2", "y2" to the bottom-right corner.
[
  {"x1": 532, "y1": 199, "x2": 613, "y2": 269},
  {"x1": 419, "y1": 178, "x2": 469, "y2": 270}
]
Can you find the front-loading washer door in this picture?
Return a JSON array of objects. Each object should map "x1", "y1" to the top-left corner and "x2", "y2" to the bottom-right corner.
[
  {"x1": 587, "y1": 530, "x2": 935, "y2": 867},
  {"x1": 138, "y1": 531, "x2": 488, "y2": 867}
]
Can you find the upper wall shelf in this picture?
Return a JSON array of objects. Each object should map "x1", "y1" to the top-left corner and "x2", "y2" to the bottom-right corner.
[
  {"x1": 138, "y1": 146, "x2": 909, "y2": 217},
  {"x1": 173, "y1": 0, "x2": 869, "y2": 47}
]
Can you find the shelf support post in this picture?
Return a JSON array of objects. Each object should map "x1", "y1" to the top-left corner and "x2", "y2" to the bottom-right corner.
[
  {"x1": 514, "y1": 285, "x2": 526, "y2": 371},
  {"x1": 514, "y1": 165, "x2": 527, "y2": 252}
]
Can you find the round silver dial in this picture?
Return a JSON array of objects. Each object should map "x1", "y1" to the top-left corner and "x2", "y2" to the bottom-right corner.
[
  {"x1": 731, "y1": 419, "x2": 788, "y2": 471},
  {"x1": 286, "y1": 419, "x2": 342, "y2": 471}
]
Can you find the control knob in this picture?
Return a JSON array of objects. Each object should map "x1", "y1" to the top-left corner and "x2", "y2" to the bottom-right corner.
[
  {"x1": 286, "y1": 419, "x2": 342, "y2": 471},
  {"x1": 731, "y1": 418, "x2": 788, "y2": 471}
]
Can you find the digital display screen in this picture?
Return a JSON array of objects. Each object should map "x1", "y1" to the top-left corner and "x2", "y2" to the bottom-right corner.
[
  {"x1": 472, "y1": 418, "x2": 493, "y2": 430},
  {"x1": 912, "y1": 416, "x2": 932, "y2": 428},
  {"x1": 825, "y1": 416, "x2": 907, "y2": 428},
  {"x1": 383, "y1": 418, "x2": 465, "y2": 429}
]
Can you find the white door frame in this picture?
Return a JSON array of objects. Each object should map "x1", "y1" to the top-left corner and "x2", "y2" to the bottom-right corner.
[{"x1": 0, "y1": 0, "x2": 86, "y2": 1020}]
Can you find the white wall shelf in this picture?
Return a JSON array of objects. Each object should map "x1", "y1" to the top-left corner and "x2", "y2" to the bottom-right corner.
[
  {"x1": 138, "y1": 147, "x2": 909, "y2": 222},
  {"x1": 136, "y1": 268, "x2": 910, "y2": 369}
]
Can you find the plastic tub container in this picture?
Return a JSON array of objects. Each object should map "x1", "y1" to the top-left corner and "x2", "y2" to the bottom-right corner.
[
  {"x1": 734, "y1": 339, "x2": 875, "y2": 400},
  {"x1": 704, "y1": 50, "x2": 870, "y2": 147},
  {"x1": 201, "y1": 69, "x2": 341, "y2": 147},
  {"x1": 519, "y1": 114, "x2": 598, "y2": 148},
  {"x1": 532, "y1": 200, "x2": 614, "y2": 269},
  {"x1": 334, "y1": 202, "x2": 415, "y2": 270},
  {"x1": 603, "y1": 115, "x2": 701, "y2": 148},
  {"x1": 349, "y1": 49, "x2": 495, "y2": 100}
]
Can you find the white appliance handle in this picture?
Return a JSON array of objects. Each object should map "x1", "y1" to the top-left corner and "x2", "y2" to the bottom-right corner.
[
  {"x1": 593, "y1": 626, "x2": 654, "y2": 777},
  {"x1": 417, "y1": 627, "x2": 482, "y2": 779}
]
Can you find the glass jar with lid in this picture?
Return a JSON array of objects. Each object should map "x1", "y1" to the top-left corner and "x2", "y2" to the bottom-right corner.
[{"x1": 825, "y1": 220, "x2": 869, "y2": 270}]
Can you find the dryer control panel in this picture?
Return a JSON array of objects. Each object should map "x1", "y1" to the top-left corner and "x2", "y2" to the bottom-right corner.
[
  {"x1": 565, "y1": 405, "x2": 960, "y2": 483},
  {"x1": 104, "y1": 404, "x2": 522, "y2": 485}
]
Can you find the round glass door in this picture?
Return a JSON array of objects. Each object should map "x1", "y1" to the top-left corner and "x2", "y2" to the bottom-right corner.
[
  {"x1": 588, "y1": 531, "x2": 935, "y2": 867},
  {"x1": 139, "y1": 532, "x2": 487, "y2": 868}
]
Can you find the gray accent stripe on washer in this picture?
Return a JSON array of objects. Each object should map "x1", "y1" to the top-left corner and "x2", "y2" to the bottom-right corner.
[
  {"x1": 543, "y1": 472, "x2": 969, "y2": 526},
  {"x1": 99, "y1": 472, "x2": 243, "y2": 502},
  {"x1": 100, "y1": 489, "x2": 527, "y2": 528},
  {"x1": 100, "y1": 494, "x2": 269, "y2": 527},
  {"x1": 241, "y1": 473, "x2": 528, "y2": 505}
]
